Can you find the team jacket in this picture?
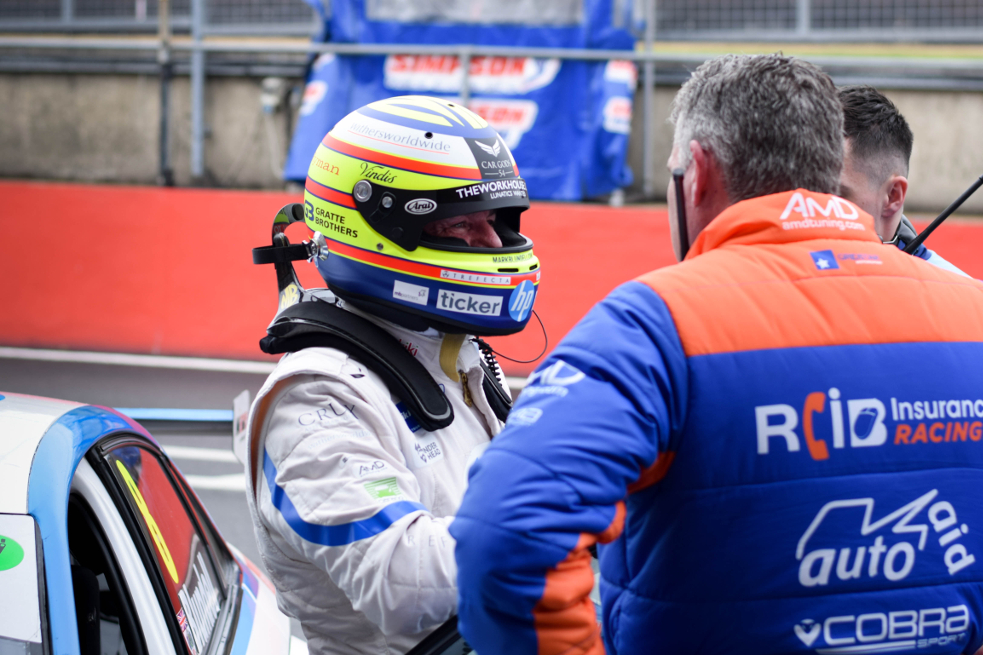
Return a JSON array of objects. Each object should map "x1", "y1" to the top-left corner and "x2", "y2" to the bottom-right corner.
[
  {"x1": 452, "y1": 190, "x2": 983, "y2": 655},
  {"x1": 244, "y1": 303, "x2": 504, "y2": 655}
]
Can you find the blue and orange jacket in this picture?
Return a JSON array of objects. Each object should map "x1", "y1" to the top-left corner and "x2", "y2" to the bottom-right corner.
[{"x1": 452, "y1": 190, "x2": 983, "y2": 655}]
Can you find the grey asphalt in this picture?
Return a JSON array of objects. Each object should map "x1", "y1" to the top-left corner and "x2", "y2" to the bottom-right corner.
[{"x1": 0, "y1": 358, "x2": 271, "y2": 409}]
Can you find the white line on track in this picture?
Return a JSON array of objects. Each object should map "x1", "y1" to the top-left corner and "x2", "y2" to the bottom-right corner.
[
  {"x1": 0, "y1": 346, "x2": 277, "y2": 374},
  {"x1": 0, "y1": 346, "x2": 528, "y2": 389},
  {"x1": 164, "y1": 445, "x2": 245, "y2": 492},
  {"x1": 183, "y1": 474, "x2": 247, "y2": 492},
  {"x1": 163, "y1": 445, "x2": 239, "y2": 463}
]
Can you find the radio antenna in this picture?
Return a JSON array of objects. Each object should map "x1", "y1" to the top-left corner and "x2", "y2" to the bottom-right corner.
[{"x1": 904, "y1": 174, "x2": 983, "y2": 254}]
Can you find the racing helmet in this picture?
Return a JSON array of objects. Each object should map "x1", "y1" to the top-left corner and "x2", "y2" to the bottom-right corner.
[{"x1": 303, "y1": 95, "x2": 540, "y2": 336}]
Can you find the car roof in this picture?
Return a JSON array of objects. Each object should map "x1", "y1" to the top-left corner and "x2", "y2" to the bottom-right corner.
[
  {"x1": 0, "y1": 392, "x2": 161, "y2": 655},
  {"x1": 0, "y1": 393, "x2": 83, "y2": 514},
  {"x1": 0, "y1": 392, "x2": 158, "y2": 514}
]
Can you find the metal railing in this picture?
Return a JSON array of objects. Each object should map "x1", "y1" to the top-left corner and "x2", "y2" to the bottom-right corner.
[
  {"x1": 5, "y1": 1, "x2": 983, "y2": 41},
  {"x1": 0, "y1": 0, "x2": 319, "y2": 35},
  {"x1": 657, "y1": 0, "x2": 983, "y2": 42},
  {"x1": 2, "y1": 0, "x2": 983, "y2": 196},
  {"x1": 5, "y1": 33, "x2": 983, "y2": 195}
]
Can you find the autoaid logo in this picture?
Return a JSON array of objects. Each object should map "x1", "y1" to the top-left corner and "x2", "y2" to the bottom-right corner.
[
  {"x1": 779, "y1": 192, "x2": 865, "y2": 233},
  {"x1": 508, "y1": 280, "x2": 536, "y2": 322},
  {"x1": 796, "y1": 489, "x2": 975, "y2": 589},
  {"x1": 405, "y1": 198, "x2": 437, "y2": 215},
  {"x1": 0, "y1": 535, "x2": 24, "y2": 571},
  {"x1": 756, "y1": 388, "x2": 983, "y2": 461},
  {"x1": 793, "y1": 605, "x2": 969, "y2": 652}
]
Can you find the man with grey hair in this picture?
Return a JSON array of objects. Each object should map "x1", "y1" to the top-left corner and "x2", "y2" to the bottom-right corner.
[{"x1": 453, "y1": 53, "x2": 983, "y2": 655}]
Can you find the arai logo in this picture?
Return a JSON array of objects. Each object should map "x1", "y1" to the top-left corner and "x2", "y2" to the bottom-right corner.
[
  {"x1": 405, "y1": 199, "x2": 437, "y2": 215},
  {"x1": 0, "y1": 535, "x2": 24, "y2": 571}
]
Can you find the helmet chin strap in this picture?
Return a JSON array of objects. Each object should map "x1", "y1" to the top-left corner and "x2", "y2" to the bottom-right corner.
[{"x1": 440, "y1": 333, "x2": 467, "y2": 382}]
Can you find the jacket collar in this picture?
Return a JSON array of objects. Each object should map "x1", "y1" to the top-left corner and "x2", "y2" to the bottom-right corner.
[{"x1": 686, "y1": 189, "x2": 881, "y2": 260}]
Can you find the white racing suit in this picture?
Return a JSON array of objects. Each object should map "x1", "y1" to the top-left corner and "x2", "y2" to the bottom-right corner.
[{"x1": 244, "y1": 305, "x2": 505, "y2": 654}]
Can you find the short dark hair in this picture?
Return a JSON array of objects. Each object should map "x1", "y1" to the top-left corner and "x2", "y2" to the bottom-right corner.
[
  {"x1": 671, "y1": 54, "x2": 844, "y2": 202},
  {"x1": 839, "y1": 85, "x2": 913, "y2": 180}
]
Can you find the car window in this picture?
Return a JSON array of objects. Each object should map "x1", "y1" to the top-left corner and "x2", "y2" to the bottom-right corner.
[
  {"x1": 0, "y1": 513, "x2": 45, "y2": 655},
  {"x1": 168, "y1": 467, "x2": 237, "y2": 587},
  {"x1": 105, "y1": 445, "x2": 225, "y2": 655}
]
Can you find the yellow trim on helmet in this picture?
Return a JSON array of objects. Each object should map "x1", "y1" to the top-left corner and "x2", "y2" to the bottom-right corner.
[{"x1": 368, "y1": 96, "x2": 488, "y2": 129}]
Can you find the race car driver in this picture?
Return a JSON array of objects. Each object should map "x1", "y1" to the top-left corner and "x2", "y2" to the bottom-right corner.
[
  {"x1": 838, "y1": 84, "x2": 968, "y2": 276},
  {"x1": 453, "y1": 55, "x2": 983, "y2": 655},
  {"x1": 243, "y1": 96, "x2": 540, "y2": 655}
]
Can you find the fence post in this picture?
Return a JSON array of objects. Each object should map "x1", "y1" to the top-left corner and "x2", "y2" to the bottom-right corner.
[
  {"x1": 641, "y1": 0, "x2": 656, "y2": 199},
  {"x1": 158, "y1": 0, "x2": 174, "y2": 186},
  {"x1": 459, "y1": 45, "x2": 473, "y2": 107},
  {"x1": 191, "y1": 0, "x2": 206, "y2": 180},
  {"x1": 60, "y1": 0, "x2": 73, "y2": 23},
  {"x1": 797, "y1": 0, "x2": 811, "y2": 36}
]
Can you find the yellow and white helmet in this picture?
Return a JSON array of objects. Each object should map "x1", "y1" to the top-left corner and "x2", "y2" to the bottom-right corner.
[{"x1": 304, "y1": 95, "x2": 540, "y2": 335}]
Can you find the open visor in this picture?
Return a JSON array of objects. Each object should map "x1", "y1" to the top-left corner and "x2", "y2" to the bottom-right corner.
[{"x1": 352, "y1": 177, "x2": 531, "y2": 252}]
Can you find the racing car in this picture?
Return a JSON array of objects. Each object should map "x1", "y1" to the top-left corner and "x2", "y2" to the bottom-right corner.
[{"x1": 0, "y1": 391, "x2": 296, "y2": 655}]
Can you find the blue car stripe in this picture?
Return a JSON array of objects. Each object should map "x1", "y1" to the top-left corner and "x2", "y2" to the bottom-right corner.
[
  {"x1": 263, "y1": 450, "x2": 426, "y2": 547},
  {"x1": 228, "y1": 581, "x2": 256, "y2": 655}
]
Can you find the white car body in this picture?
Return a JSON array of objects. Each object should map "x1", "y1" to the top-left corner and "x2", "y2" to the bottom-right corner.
[{"x1": 0, "y1": 392, "x2": 296, "y2": 655}]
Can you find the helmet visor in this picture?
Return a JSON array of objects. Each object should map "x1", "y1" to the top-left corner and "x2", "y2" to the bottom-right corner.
[{"x1": 352, "y1": 178, "x2": 530, "y2": 252}]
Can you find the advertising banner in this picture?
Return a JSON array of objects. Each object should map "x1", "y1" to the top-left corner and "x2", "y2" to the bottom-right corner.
[{"x1": 284, "y1": 0, "x2": 638, "y2": 201}]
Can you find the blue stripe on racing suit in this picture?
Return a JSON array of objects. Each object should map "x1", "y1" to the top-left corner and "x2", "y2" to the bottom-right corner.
[{"x1": 264, "y1": 449, "x2": 427, "y2": 546}]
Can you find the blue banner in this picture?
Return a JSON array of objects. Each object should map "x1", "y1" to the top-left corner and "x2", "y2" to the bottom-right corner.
[{"x1": 284, "y1": 0, "x2": 638, "y2": 201}]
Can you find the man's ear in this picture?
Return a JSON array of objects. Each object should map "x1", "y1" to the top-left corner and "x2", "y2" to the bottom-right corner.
[
  {"x1": 884, "y1": 175, "x2": 908, "y2": 219},
  {"x1": 688, "y1": 140, "x2": 712, "y2": 205}
]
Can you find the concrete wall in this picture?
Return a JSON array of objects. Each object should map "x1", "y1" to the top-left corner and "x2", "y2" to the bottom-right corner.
[
  {"x1": 1, "y1": 72, "x2": 982, "y2": 213},
  {"x1": 626, "y1": 87, "x2": 983, "y2": 214},
  {"x1": 0, "y1": 73, "x2": 298, "y2": 189}
]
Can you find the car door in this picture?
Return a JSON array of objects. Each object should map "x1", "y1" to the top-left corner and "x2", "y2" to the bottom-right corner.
[
  {"x1": 71, "y1": 457, "x2": 176, "y2": 655},
  {"x1": 90, "y1": 436, "x2": 241, "y2": 655},
  {"x1": 0, "y1": 513, "x2": 46, "y2": 655}
]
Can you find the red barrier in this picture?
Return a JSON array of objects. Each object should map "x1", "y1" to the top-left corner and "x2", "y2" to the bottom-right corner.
[{"x1": 2, "y1": 181, "x2": 981, "y2": 377}]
